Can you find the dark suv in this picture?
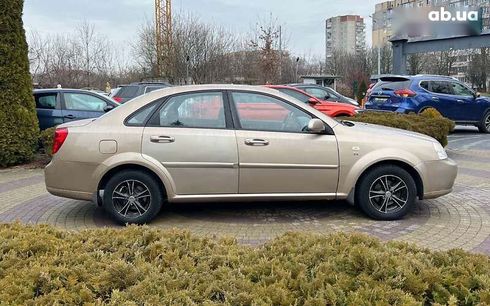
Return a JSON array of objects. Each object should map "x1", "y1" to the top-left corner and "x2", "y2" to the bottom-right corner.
[
  {"x1": 112, "y1": 82, "x2": 171, "y2": 103},
  {"x1": 365, "y1": 75, "x2": 490, "y2": 133}
]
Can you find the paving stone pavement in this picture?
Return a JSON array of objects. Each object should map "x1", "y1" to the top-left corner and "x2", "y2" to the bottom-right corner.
[{"x1": 0, "y1": 127, "x2": 488, "y2": 254}]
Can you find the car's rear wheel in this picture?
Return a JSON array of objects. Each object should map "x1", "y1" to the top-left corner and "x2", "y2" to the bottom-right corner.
[
  {"x1": 356, "y1": 165, "x2": 416, "y2": 220},
  {"x1": 103, "y1": 170, "x2": 163, "y2": 224},
  {"x1": 477, "y1": 111, "x2": 490, "y2": 133}
]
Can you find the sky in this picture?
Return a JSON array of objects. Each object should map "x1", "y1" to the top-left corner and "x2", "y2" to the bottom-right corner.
[{"x1": 23, "y1": 0, "x2": 381, "y2": 58}]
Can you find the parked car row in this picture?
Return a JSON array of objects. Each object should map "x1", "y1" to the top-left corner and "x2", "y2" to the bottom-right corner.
[
  {"x1": 45, "y1": 84, "x2": 457, "y2": 224},
  {"x1": 35, "y1": 83, "x2": 358, "y2": 130}
]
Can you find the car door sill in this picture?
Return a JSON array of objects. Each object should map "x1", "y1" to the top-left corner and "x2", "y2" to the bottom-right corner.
[{"x1": 170, "y1": 193, "x2": 338, "y2": 203}]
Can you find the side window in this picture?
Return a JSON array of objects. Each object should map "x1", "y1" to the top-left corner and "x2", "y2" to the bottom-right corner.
[
  {"x1": 420, "y1": 81, "x2": 429, "y2": 91},
  {"x1": 277, "y1": 88, "x2": 309, "y2": 103},
  {"x1": 149, "y1": 92, "x2": 226, "y2": 129},
  {"x1": 304, "y1": 88, "x2": 328, "y2": 100},
  {"x1": 451, "y1": 82, "x2": 473, "y2": 96},
  {"x1": 35, "y1": 93, "x2": 58, "y2": 109},
  {"x1": 126, "y1": 102, "x2": 159, "y2": 126},
  {"x1": 231, "y1": 92, "x2": 312, "y2": 133},
  {"x1": 430, "y1": 81, "x2": 453, "y2": 95},
  {"x1": 64, "y1": 93, "x2": 108, "y2": 111}
]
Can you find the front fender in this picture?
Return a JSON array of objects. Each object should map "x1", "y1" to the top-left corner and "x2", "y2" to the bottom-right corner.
[{"x1": 337, "y1": 148, "x2": 424, "y2": 197}]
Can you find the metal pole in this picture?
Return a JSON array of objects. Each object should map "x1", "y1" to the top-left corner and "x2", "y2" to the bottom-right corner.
[
  {"x1": 377, "y1": 46, "x2": 381, "y2": 75},
  {"x1": 278, "y1": 25, "x2": 282, "y2": 81},
  {"x1": 295, "y1": 57, "x2": 300, "y2": 82}
]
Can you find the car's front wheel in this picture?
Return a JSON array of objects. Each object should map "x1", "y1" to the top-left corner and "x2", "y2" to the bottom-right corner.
[
  {"x1": 477, "y1": 110, "x2": 490, "y2": 133},
  {"x1": 356, "y1": 165, "x2": 417, "y2": 220},
  {"x1": 103, "y1": 170, "x2": 163, "y2": 224}
]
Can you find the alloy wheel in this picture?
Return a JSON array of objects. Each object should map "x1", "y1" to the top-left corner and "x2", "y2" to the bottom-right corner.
[
  {"x1": 368, "y1": 175, "x2": 409, "y2": 214},
  {"x1": 112, "y1": 180, "x2": 152, "y2": 218},
  {"x1": 485, "y1": 113, "x2": 490, "y2": 132}
]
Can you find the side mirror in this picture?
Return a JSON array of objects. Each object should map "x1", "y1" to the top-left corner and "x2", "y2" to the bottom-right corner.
[
  {"x1": 103, "y1": 105, "x2": 115, "y2": 112},
  {"x1": 307, "y1": 118, "x2": 325, "y2": 134},
  {"x1": 308, "y1": 97, "x2": 319, "y2": 104},
  {"x1": 324, "y1": 95, "x2": 330, "y2": 100}
]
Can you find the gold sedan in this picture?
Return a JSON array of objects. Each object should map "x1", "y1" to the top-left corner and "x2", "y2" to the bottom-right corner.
[{"x1": 45, "y1": 85, "x2": 458, "y2": 224}]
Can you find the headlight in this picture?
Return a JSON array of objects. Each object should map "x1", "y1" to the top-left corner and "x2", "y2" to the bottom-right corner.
[{"x1": 433, "y1": 142, "x2": 448, "y2": 160}]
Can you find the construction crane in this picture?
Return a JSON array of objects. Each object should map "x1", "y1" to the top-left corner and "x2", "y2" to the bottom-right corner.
[{"x1": 155, "y1": 0, "x2": 172, "y2": 78}]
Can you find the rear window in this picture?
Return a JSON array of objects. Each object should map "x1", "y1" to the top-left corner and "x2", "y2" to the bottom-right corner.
[
  {"x1": 116, "y1": 86, "x2": 139, "y2": 98},
  {"x1": 372, "y1": 80, "x2": 412, "y2": 91}
]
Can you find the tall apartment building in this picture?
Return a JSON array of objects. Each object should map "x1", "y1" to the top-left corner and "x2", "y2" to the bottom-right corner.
[
  {"x1": 372, "y1": 0, "x2": 490, "y2": 48},
  {"x1": 325, "y1": 15, "x2": 366, "y2": 60}
]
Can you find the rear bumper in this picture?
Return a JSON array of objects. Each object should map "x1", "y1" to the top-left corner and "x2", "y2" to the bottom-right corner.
[
  {"x1": 44, "y1": 158, "x2": 99, "y2": 201},
  {"x1": 415, "y1": 158, "x2": 458, "y2": 199},
  {"x1": 46, "y1": 186, "x2": 93, "y2": 201}
]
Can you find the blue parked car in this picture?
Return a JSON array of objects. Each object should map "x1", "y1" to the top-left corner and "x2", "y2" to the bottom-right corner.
[
  {"x1": 34, "y1": 89, "x2": 118, "y2": 130},
  {"x1": 365, "y1": 75, "x2": 490, "y2": 133}
]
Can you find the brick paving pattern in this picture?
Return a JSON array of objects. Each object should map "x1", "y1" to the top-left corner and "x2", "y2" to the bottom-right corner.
[{"x1": 0, "y1": 127, "x2": 488, "y2": 254}]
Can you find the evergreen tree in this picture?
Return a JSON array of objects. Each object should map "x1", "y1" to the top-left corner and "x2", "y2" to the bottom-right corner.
[{"x1": 0, "y1": 0, "x2": 39, "y2": 166}]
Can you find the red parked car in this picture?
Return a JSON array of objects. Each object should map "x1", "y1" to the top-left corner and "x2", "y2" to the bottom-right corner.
[{"x1": 266, "y1": 85, "x2": 361, "y2": 117}]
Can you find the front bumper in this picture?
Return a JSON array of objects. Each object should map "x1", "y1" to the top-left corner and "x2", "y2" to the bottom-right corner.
[{"x1": 415, "y1": 158, "x2": 458, "y2": 199}]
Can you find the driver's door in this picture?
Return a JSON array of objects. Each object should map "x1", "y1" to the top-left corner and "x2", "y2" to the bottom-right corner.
[{"x1": 230, "y1": 91, "x2": 339, "y2": 194}]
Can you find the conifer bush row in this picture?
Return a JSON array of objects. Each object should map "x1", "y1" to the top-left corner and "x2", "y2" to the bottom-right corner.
[
  {"x1": 343, "y1": 109, "x2": 455, "y2": 146},
  {"x1": 0, "y1": 223, "x2": 489, "y2": 305}
]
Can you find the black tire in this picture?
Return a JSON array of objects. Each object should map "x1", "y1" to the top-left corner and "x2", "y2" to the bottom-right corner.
[
  {"x1": 355, "y1": 165, "x2": 417, "y2": 220},
  {"x1": 103, "y1": 170, "x2": 163, "y2": 225},
  {"x1": 477, "y1": 110, "x2": 490, "y2": 133}
]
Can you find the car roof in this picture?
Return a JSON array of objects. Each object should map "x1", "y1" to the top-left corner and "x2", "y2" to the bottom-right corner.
[{"x1": 33, "y1": 88, "x2": 105, "y2": 94}]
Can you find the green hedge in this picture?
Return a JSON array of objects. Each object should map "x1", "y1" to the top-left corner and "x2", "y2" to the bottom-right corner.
[
  {"x1": 0, "y1": 0, "x2": 39, "y2": 167},
  {"x1": 342, "y1": 110, "x2": 455, "y2": 147},
  {"x1": 0, "y1": 224, "x2": 489, "y2": 305}
]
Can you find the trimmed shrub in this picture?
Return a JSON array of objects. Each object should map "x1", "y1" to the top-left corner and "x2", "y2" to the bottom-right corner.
[
  {"x1": 39, "y1": 127, "x2": 55, "y2": 156},
  {"x1": 0, "y1": 0, "x2": 39, "y2": 167},
  {"x1": 343, "y1": 111, "x2": 455, "y2": 146},
  {"x1": 0, "y1": 223, "x2": 489, "y2": 305}
]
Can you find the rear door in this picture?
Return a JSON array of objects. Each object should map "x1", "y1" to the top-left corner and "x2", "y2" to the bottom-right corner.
[
  {"x1": 61, "y1": 92, "x2": 111, "y2": 122},
  {"x1": 34, "y1": 91, "x2": 63, "y2": 130},
  {"x1": 366, "y1": 77, "x2": 412, "y2": 111},
  {"x1": 142, "y1": 91, "x2": 238, "y2": 195}
]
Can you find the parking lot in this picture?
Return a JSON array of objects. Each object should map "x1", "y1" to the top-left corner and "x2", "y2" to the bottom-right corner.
[{"x1": 0, "y1": 126, "x2": 488, "y2": 253}]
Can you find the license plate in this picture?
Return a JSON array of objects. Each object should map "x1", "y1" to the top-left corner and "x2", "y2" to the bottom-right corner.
[{"x1": 373, "y1": 97, "x2": 388, "y2": 104}]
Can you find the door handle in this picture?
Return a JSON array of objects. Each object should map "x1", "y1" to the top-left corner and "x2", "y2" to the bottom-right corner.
[
  {"x1": 457, "y1": 99, "x2": 464, "y2": 103},
  {"x1": 64, "y1": 114, "x2": 76, "y2": 119},
  {"x1": 150, "y1": 135, "x2": 175, "y2": 143},
  {"x1": 431, "y1": 97, "x2": 439, "y2": 101},
  {"x1": 245, "y1": 138, "x2": 269, "y2": 146}
]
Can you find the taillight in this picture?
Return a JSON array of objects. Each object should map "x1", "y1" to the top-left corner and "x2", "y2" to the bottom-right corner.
[
  {"x1": 52, "y1": 128, "x2": 68, "y2": 155},
  {"x1": 394, "y1": 89, "x2": 416, "y2": 98},
  {"x1": 113, "y1": 96, "x2": 122, "y2": 103}
]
